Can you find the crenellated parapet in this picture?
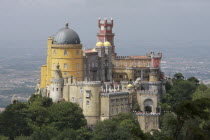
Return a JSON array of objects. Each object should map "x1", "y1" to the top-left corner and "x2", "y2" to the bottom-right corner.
[
  {"x1": 137, "y1": 90, "x2": 159, "y2": 95},
  {"x1": 69, "y1": 81, "x2": 102, "y2": 87},
  {"x1": 134, "y1": 112, "x2": 161, "y2": 116}
]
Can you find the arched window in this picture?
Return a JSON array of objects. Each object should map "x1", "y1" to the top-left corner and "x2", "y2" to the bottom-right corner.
[
  {"x1": 64, "y1": 50, "x2": 68, "y2": 56},
  {"x1": 144, "y1": 99, "x2": 153, "y2": 113},
  {"x1": 64, "y1": 63, "x2": 68, "y2": 69}
]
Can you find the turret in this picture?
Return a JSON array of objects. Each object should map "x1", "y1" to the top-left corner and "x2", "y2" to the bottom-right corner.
[{"x1": 49, "y1": 64, "x2": 64, "y2": 102}]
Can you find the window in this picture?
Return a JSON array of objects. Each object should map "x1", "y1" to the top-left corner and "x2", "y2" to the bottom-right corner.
[
  {"x1": 86, "y1": 90, "x2": 91, "y2": 98},
  {"x1": 124, "y1": 62, "x2": 127, "y2": 66},
  {"x1": 92, "y1": 62, "x2": 94, "y2": 67},
  {"x1": 80, "y1": 87, "x2": 83, "y2": 93},
  {"x1": 76, "y1": 72, "x2": 79, "y2": 75},
  {"x1": 86, "y1": 101, "x2": 90, "y2": 105},
  {"x1": 64, "y1": 72, "x2": 67, "y2": 75},
  {"x1": 56, "y1": 88, "x2": 58, "y2": 91},
  {"x1": 64, "y1": 50, "x2": 68, "y2": 56},
  {"x1": 146, "y1": 63, "x2": 150, "y2": 67},
  {"x1": 76, "y1": 63, "x2": 80, "y2": 69},
  {"x1": 107, "y1": 26, "x2": 111, "y2": 30},
  {"x1": 76, "y1": 50, "x2": 79, "y2": 55},
  {"x1": 53, "y1": 50, "x2": 56, "y2": 55},
  {"x1": 72, "y1": 97, "x2": 75, "y2": 102},
  {"x1": 138, "y1": 62, "x2": 142, "y2": 66},
  {"x1": 96, "y1": 63, "x2": 98, "y2": 67},
  {"x1": 64, "y1": 63, "x2": 68, "y2": 69}
]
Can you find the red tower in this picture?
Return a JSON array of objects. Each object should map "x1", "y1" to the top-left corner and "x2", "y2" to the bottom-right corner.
[{"x1": 97, "y1": 17, "x2": 115, "y2": 53}]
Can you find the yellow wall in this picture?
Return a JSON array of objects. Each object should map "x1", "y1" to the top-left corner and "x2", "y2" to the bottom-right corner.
[
  {"x1": 40, "y1": 37, "x2": 84, "y2": 88},
  {"x1": 46, "y1": 37, "x2": 54, "y2": 86},
  {"x1": 40, "y1": 65, "x2": 47, "y2": 88},
  {"x1": 51, "y1": 44, "x2": 83, "y2": 81}
]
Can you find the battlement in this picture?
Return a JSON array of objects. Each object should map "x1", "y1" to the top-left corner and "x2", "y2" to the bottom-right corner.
[
  {"x1": 137, "y1": 90, "x2": 158, "y2": 94},
  {"x1": 98, "y1": 17, "x2": 113, "y2": 27},
  {"x1": 146, "y1": 51, "x2": 162, "y2": 58},
  {"x1": 100, "y1": 92, "x2": 129, "y2": 97},
  {"x1": 134, "y1": 112, "x2": 161, "y2": 116},
  {"x1": 140, "y1": 81, "x2": 162, "y2": 85},
  {"x1": 120, "y1": 81, "x2": 129, "y2": 85},
  {"x1": 70, "y1": 81, "x2": 102, "y2": 86}
]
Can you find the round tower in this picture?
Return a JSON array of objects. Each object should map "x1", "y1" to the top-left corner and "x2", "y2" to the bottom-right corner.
[
  {"x1": 50, "y1": 64, "x2": 64, "y2": 102},
  {"x1": 82, "y1": 81, "x2": 102, "y2": 127},
  {"x1": 50, "y1": 23, "x2": 83, "y2": 82}
]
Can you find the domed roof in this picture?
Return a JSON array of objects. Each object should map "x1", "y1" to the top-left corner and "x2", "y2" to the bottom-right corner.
[
  {"x1": 127, "y1": 84, "x2": 133, "y2": 88},
  {"x1": 53, "y1": 23, "x2": 80, "y2": 45},
  {"x1": 96, "y1": 42, "x2": 104, "y2": 47},
  {"x1": 104, "y1": 41, "x2": 111, "y2": 47}
]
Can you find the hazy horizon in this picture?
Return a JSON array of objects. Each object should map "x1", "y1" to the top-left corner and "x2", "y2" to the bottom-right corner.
[{"x1": 1, "y1": 0, "x2": 210, "y2": 54}]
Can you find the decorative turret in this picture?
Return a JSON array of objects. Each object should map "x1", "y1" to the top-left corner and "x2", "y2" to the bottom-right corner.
[{"x1": 97, "y1": 17, "x2": 115, "y2": 53}]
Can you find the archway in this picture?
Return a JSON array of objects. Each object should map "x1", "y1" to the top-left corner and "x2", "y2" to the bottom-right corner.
[{"x1": 144, "y1": 99, "x2": 154, "y2": 113}]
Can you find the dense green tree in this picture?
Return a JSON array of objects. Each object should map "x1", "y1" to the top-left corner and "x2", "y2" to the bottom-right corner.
[
  {"x1": 159, "y1": 98, "x2": 210, "y2": 140},
  {"x1": 173, "y1": 73, "x2": 184, "y2": 80},
  {"x1": 92, "y1": 113, "x2": 146, "y2": 140},
  {"x1": 161, "y1": 79, "x2": 197, "y2": 111},
  {"x1": 0, "y1": 102, "x2": 32, "y2": 139},
  {"x1": 187, "y1": 77, "x2": 199, "y2": 85},
  {"x1": 192, "y1": 84, "x2": 210, "y2": 100},
  {"x1": 54, "y1": 127, "x2": 92, "y2": 140},
  {"x1": 49, "y1": 101, "x2": 87, "y2": 130}
]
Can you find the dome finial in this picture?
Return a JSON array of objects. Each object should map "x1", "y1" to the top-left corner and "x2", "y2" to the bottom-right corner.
[{"x1": 65, "y1": 22, "x2": 69, "y2": 28}]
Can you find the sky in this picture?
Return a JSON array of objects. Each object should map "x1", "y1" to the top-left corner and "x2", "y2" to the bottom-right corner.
[{"x1": 0, "y1": 0, "x2": 210, "y2": 56}]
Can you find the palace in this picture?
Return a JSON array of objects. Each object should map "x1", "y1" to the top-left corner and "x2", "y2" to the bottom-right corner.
[{"x1": 37, "y1": 18, "x2": 165, "y2": 132}]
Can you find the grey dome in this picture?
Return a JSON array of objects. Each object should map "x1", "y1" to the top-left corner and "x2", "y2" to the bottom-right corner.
[{"x1": 53, "y1": 23, "x2": 80, "y2": 44}]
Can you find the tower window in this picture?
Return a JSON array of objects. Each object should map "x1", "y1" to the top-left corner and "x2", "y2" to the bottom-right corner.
[
  {"x1": 64, "y1": 50, "x2": 68, "y2": 56},
  {"x1": 53, "y1": 50, "x2": 56, "y2": 55},
  {"x1": 64, "y1": 63, "x2": 68, "y2": 69}
]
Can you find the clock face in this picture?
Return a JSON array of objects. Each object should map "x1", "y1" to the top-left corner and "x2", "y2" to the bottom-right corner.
[{"x1": 101, "y1": 26, "x2": 104, "y2": 30}]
